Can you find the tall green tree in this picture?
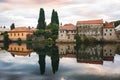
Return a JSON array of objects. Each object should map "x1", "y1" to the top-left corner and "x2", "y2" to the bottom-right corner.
[
  {"x1": 37, "y1": 8, "x2": 46, "y2": 30},
  {"x1": 51, "y1": 9, "x2": 59, "y2": 25},
  {"x1": 10, "y1": 23, "x2": 15, "y2": 30}
]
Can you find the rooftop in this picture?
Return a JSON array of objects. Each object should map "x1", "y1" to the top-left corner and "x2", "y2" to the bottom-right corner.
[
  {"x1": 8, "y1": 27, "x2": 37, "y2": 32},
  {"x1": 104, "y1": 22, "x2": 115, "y2": 28},
  {"x1": 59, "y1": 23, "x2": 76, "y2": 30},
  {"x1": 77, "y1": 19, "x2": 103, "y2": 25}
]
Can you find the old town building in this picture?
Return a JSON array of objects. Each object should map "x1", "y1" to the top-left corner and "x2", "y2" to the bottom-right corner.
[
  {"x1": 103, "y1": 22, "x2": 118, "y2": 41},
  {"x1": 56, "y1": 23, "x2": 76, "y2": 42},
  {"x1": 8, "y1": 27, "x2": 36, "y2": 40},
  {"x1": 76, "y1": 19, "x2": 103, "y2": 41}
]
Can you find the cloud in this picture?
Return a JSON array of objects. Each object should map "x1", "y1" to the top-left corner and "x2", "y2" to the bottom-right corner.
[{"x1": 0, "y1": 0, "x2": 120, "y2": 27}]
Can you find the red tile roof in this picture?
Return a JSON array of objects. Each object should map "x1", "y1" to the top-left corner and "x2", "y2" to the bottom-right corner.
[
  {"x1": 104, "y1": 22, "x2": 115, "y2": 28},
  {"x1": 59, "y1": 23, "x2": 76, "y2": 30},
  {"x1": 77, "y1": 19, "x2": 103, "y2": 25},
  {"x1": 8, "y1": 27, "x2": 37, "y2": 32}
]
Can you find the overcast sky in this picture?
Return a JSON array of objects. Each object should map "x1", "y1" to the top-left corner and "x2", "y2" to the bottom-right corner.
[{"x1": 0, "y1": 0, "x2": 120, "y2": 28}]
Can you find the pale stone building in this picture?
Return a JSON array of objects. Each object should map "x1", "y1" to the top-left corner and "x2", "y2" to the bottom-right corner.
[
  {"x1": 103, "y1": 23, "x2": 118, "y2": 41},
  {"x1": 76, "y1": 19, "x2": 103, "y2": 41},
  {"x1": 77, "y1": 45, "x2": 103, "y2": 64},
  {"x1": 103, "y1": 44, "x2": 117, "y2": 62},
  {"x1": 8, "y1": 27, "x2": 36, "y2": 40},
  {"x1": 56, "y1": 43, "x2": 76, "y2": 58},
  {"x1": 56, "y1": 24, "x2": 76, "y2": 42}
]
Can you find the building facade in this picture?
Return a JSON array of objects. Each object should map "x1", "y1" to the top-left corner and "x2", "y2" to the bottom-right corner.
[
  {"x1": 115, "y1": 24, "x2": 120, "y2": 40},
  {"x1": 8, "y1": 27, "x2": 36, "y2": 40},
  {"x1": 76, "y1": 19, "x2": 103, "y2": 41},
  {"x1": 103, "y1": 23, "x2": 118, "y2": 41},
  {"x1": 56, "y1": 43, "x2": 76, "y2": 58},
  {"x1": 56, "y1": 24, "x2": 76, "y2": 42},
  {"x1": 103, "y1": 44, "x2": 117, "y2": 61}
]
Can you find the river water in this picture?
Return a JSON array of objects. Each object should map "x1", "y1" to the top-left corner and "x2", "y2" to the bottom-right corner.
[{"x1": 0, "y1": 43, "x2": 120, "y2": 80}]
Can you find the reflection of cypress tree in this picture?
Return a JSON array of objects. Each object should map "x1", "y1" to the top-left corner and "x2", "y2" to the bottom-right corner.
[
  {"x1": 38, "y1": 54, "x2": 46, "y2": 75},
  {"x1": 51, "y1": 46, "x2": 59, "y2": 74}
]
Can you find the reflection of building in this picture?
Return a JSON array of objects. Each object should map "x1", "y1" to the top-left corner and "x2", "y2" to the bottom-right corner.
[
  {"x1": 56, "y1": 24, "x2": 76, "y2": 42},
  {"x1": 77, "y1": 19, "x2": 103, "y2": 40},
  {"x1": 103, "y1": 44, "x2": 117, "y2": 61},
  {"x1": 77, "y1": 45, "x2": 103, "y2": 64},
  {"x1": 56, "y1": 43, "x2": 76, "y2": 58},
  {"x1": 103, "y1": 23, "x2": 117, "y2": 41},
  {"x1": 8, "y1": 27, "x2": 36, "y2": 40},
  {"x1": 8, "y1": 43, "x2": 33, "y2": 56}
]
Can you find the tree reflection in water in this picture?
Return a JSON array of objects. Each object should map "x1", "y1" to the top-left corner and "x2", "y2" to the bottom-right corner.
[{"x1": 2, "y1": 42, "x2": 120, "y2": 75}]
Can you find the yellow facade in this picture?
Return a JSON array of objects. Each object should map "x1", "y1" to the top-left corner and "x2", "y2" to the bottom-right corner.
[
  {"x1": 8, "y1": 43, "x2": 33, "y2": 56},
  {"x1": 8, "y1": 27, "x2": 36, "y2": 40}
]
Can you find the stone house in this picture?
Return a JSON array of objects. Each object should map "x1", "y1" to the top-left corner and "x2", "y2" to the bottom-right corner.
[
  {"x1": 56, "y1": 23, "x2": 76, "y2": 43},
  {"x1": 103, "y1": 22, "x2": 118, "y2": 41},
  {"x1": 56, "y1": 43, "x2": 76, "y2": 58},
  {"x1": 77, "y1": 45, "x2": 103, "y2": 64},
  {"x1": 7, "y1": 27, "x2": 36, "y2": 41},
  {"x1": 76, "y1": 19, "x2": 103, "y2": 41}
]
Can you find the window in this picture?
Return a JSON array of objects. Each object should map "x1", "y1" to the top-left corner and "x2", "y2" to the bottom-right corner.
[
  {"x1": 68, "y1": 35, "x2": 70, "y2": 39},
  {"x1": 110, "y1": 49, "x2": 111, "y2": 52},
  {"x1": 22, "y1": 33, "x2": 23, "y2": 36},
  {"x1": 14, "y1": 33, "x2": 16, "y2": 36},
  {"x1": 104, "y1": 49, "x2": 106, "y2": 52},
  {"x1": 18, "y1": 33, "x2": 19, "y2": 36},
  {"x1": 110, "y1": 33, "x2": 112, "y2": 36},
  {"x1": 110, "y1": 29, "x2": 112, "y2": 31},
  {"x1": 11, "y1": 33, "x2": 12, "y2": 36},
  {"x1": 104, "y1": 33, "x2": 106, "y2": 36},
  {"x1": 106, "y1": 29, "x2": 108, "y2": 32}
]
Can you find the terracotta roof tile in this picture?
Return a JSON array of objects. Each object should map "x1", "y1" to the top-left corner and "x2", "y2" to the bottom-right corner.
[
  {"x1": 104, "y1": 22, "x2": 115, "y2": 28},
  {"x1": 59, "y1": 23, "x2": 76, "y2": 30},
  {"x1": 9, "y1": 27, "x2": 37, "y2": 32},
  {"x1": 77, "y1": 19, "x2": 103, "y2": 25}
]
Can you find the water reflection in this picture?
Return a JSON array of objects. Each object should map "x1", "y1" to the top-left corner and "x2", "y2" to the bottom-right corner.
[
  {"x1": 0, "y1": 42, "x2": 120, "y2": 76},
  {"x1": 7, "y1": 43, "x2": 33, "y2": 57},
  {"x1": 29, "y1": 43, "x2": 59, "y2": 74}
]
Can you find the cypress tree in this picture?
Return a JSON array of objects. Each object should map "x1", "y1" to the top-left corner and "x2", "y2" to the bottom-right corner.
[
  {"x1": 37, "y1": 8, "x2": 46, "y2": 30},
  {"x1": 51, "y1": 9, "x2": 59, "y2": 25},
  {"x1": 10, "y1": 23, "x2": 15, "y2": 30}
]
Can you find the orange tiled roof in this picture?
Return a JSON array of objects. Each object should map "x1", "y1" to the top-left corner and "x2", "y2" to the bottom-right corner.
[
  {"x1": 59, "y1": 23, "x2": 76, "y2": 30},
  {"x1": 104, "y1": 22, "x2": 115, "y2": 28},
  {"x1": 77, "y1": 19, "x2": 103, "y2": 25},
  {"x1": 9, "y1": 27, "x2": 37, "y2": 32}
]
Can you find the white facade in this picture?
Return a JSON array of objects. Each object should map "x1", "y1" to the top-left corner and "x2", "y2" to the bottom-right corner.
[
  {"x1": 103, "y1": 23, "x2": 118, "y2": 41},
  {"x1": 56, "y1": 24, "x2": 76, "y2": 42},
  {"x1": 58, "y1": 30, "x2": 76, "y2": 41}
]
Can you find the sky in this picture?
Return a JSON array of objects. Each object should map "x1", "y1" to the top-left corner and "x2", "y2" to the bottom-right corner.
[{"x1": 0, "y1": 0, "x2": 120, "y2": 28}]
